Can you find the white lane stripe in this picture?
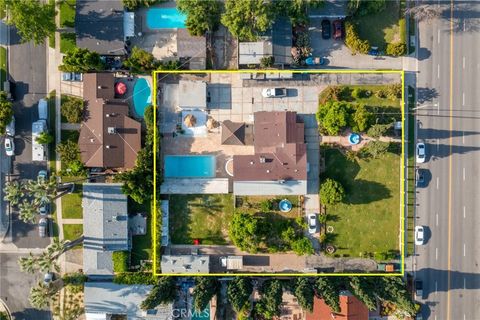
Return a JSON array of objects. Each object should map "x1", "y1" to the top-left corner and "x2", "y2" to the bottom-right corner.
[
  {"x1": 463, "y1": 92, "x2": 465, "y2": 106},
  {"x1": 464, "y1": 277, "x2": 467, "y2": 289},
  {"x1": 438, "y1": 64, "x2": 440, "y2": 78},
  {"x1": 463, "y1": 167, "x2": 466, "y2": 181},
  {"x1": 436, "y1": 247, "x2": 438, "y2": 260},
  {"x1": 438, "y1": 29, "x2": 441, "y2": 43},
  {"x1": 436, "y1": 177, "x2": 439, "y2": 189},
  {"x1": 437, "y1": 138, "x2": 440, "y2": 151},
  {"x1": 464, "y1": 206, "x2": 466, "y2": 218},
  {"x1": 436, "y1": 213, "x2": 438, "y2": 226},
  {"x1": 463, "y1": 56, "x2": 466, "y2": 69},
  {"x1": 464, "y1": 20, "x2": 466, "y2": 32},
  {"x1": 435, "y1": 281, "x2": 438, "y2": 294}
]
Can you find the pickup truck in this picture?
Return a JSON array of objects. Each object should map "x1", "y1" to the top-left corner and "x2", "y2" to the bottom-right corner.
[{"x1": 262, "y1": 88, "x2": 287, "y2": 98}]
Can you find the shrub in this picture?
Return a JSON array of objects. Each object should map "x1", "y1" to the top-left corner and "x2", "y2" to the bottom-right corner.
[
  {"x1": 319, "y1": 178, "x2": 345, "y2": 205},
  {"x1": 362, "y1": 141, "x2": 390, "y2": 158},
  {"x1": 351, "y1": 104, "x2": 373, "y2": 132},
  {"x1": 260, "y1": 56, "x2": 275, "y2": 68},
  {"x1": 367, "y1": 123, "x2": 392, "y2": 139},
  {"x1": 35, "y1": 131, "x2": 54, "y2": 144},
  {"x1": 112, "y1": 251, "x2": 129, "y2": 273},
  {"x1": 344, "y1": 21, "x2": 370, "y2": 55},
  {"x1": 375, "y1": 88, "x2": 387, "y2": 98},
  {"x1": 62, "y1": 272, "x2": 87, "y2": 285},
  {"x1": 316, "y1": 101, "x2": 351, "y2": 135},
  {"x1": 386, "y1": 43, "x2": 407, "y2": 57},
  {"x1": 319, "y1": 86, "x2": 342, "y2": 104},
  {"x1": 291, "y1": 237, "x2": 314, "y2": 256},
  {"x1": 260, "y1": 199, "x2": 274, "y2": 212},
  {"x1": 386, "y1": 83, "x2": 402, "y2": 100},
  {"x1": 61, "y1": 96, "x2": 84, "y2": 123},
  {"x1": 113, "y1": 272, "x2": 156, "y2": 285}
]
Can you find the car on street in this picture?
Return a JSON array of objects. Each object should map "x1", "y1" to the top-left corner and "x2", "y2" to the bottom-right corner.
[
  {"x1": 43, "y1": 272, "x2": 53, "y2": 285},
  {"x1": 39, "y1": 203, "x2": 49, "y2": 216},
  {"x1": 307, "y1": 214, "x2": 317, "y2": 234},
  {"x1": 416, "y1": 142, "x2": 426, "y2": 163},
  {"x1": 332, "y1": 20, "x2": 343, "y2": 39},
  {"x1": 262, "y1": 88, "x2": 287, "y2": 98},
  {"x1": 321, "y1": 19, "x2": 331, "y2": 39},
  {"x1": 415, "y1": 279, "x2": 423, "y2": 299},
  {"x1": 37, "y1": 170, "x2": 48, "y2": 182},
  {"x1": 415, "y1": 225, "x2": 425, "y2": 245},
  {"x1": 62, "y1": 72, "x2": 83, "y2": 82},
  {"x1": 39, "y1": 218, "x2": 48, "y2": 238},
  {"x1": 6, "y1": 116, "x2": 15, "y2": 136},
  {"x1": 416, "y1": 169, "x2": 425, "y2": 187},
  {"x1": 4, "y1": 137, "x2": 14, "y2": 156}
]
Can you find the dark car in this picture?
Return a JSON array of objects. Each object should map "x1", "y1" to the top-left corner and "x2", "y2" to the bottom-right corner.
[
  {"x1": 416, "y1": 169, "x2": 425, "y2": 187},
  {"x1": 332, "y1": 20, "x2": 343, "y2": 39},
  {"x1": 321, "y1": 19, "x2": 331, "y2": 39},
  {"x1": 415, "y1": 280, "x2": 423, "y2": 299}
]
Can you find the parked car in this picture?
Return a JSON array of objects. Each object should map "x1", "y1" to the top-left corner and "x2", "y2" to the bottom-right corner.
[
  {"x1": 39, "y1": 203, "x2": 49, "y2": 216},
  {"x1": 416, "y1": 142, "x2": 426, "y2": 163},
  {"x1": 37, "y1": 170, "x2": 48, "y2": 182},
  {"x1": 262, "y1": 88, "x2": 287, "y2": 98},
  {"x1": 332, "y1": 20, "x2": 343, "y2": 39},
  {"x1": 43, "y1": 272, "x2": 54, "y2": 285},
  {"x1": 415, "y1": 225, "x2": 425, "y2": 245},
  {"x1": 321, "y1": 19, "x2": 331, "y2": 39},
  {"x1": 62, "y1": 72, "x2": 83, "y2": 82},
  {"x1": 6, "y1": 116, "x2": 15, "y2": 136},
  {"x1": 39, "y1": 218, "x2": 48, "y2": 238},
  {"x1": 415, "y1": 169, "x2": 425, "y2": 187},
  {"x1": 307, "y1": 214, "x2": 317, "y2": 234},
  {"x1": 415, "y1": 279, "x2": 423, "y2": 299},
  {"x1": 4, "y1": 137, "x2": 14, "y2": 156}
]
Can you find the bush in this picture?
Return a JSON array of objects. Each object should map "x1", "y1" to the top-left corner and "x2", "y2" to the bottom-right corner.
[
  {"x1": 260, "y1": 56, "x2": 275, "y2": 68},
  {"x1": 319, "y1": 86, "x2": 342, "y2": 104},
  {"x1": 386, "y1": 43, "x2": 407, "y2": 57},
  {"x1": 319, "y1": 178, "x2": 345, "y2": 205},
  {"x1": 351, "y1": 104, "x2": 373, "y2": 132},
  {"x1": 344, "y1": 21, "x2": 370, "y2": 55},
  {"x1": 316, "y1": 101, "x2": 351, "y2": 135},
  {"x1": 367, "y1": 123, "x2": 392, "y2": 139},
  {"x1": 112, "y1": 251, "x2": 129, "y2": 273},
  {"x1": 62, "y1": 272, "x2": 87, "y2": 285},
  {"x1": 260, "y1": 199, "x2": 273, "y2": 212},
  {"x1": 351, "y1": 88, "x2": 365, "y2": 99},
  {"x1": 113, "y1": 272, "x2": 156, "y2": 285},
  {"x1": 385, "y1": 83, "x2": 402, "y2": 100},
  {"x1": 61, "y1": 96, "x2": 84, "y2": 123},
  {"x1": 362, "y1": 141, "x2": 390, "y2": 158},
  {"x1": 375, "y1": 88, "x2": 387, "y2": 99},
  {"x1": 291, "y1": 237, "x2": 314, "y2": 256}
]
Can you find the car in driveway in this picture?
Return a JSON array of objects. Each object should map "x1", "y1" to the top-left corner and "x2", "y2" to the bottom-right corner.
[
  {"x1": 262, "y1": 88, "x2": 287, "y2": 98},
  {"x1": 415, "y1": 225, "x2": 425, "y2": 245},
  {"x1": 39, "y1": 218, "x2": 48, "y2": 238},
  {"x1": 321, "y1": 19, "x2": 331, "y2": 39},
  {"x1": 416, "y1": 142, "x2": 426, "y2": 163},
  {"x1": 4, "y1": 137, "x2": 14, "y2": 156},
  {"x1": 43, "y1": 272, "x2": 53, "y2": 285},
  {"x1": 307, "y1": 214, "x2": 317, "y2": 234},
  {"x1": 332, "y1": 20, "x2": 343, "y2": 39},
  {"x1": 6, "y1": 116, "x2": 15, "y2": 136}
]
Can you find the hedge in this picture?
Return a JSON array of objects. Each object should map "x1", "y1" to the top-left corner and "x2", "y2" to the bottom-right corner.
[
  {"x1": 344, "y1": 21, "x2": 370, "y2": 55},
  {"x1": 113, "y1": 272, "x2": 156, "y2": 285},
  {"x1": 112, "y1": 251, "x2": 129, "y2": 273},
  {"x1": 386, "y1": 43, "x2": 406, "y2": 56}
]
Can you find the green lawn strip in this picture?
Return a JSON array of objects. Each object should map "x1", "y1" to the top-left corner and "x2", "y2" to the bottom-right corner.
[
  {"x1": 61, "y1": 181, "x2": 83, "y2": 219},
  {"x1": 129, "y1": 200, "x2": 152, "y2": 267},
  {"x1": 321, "y1": 148, "x2": 400, "y2": 259},
  {"x1": 169, "y1": 194, "x2": 234, "y2": 245},
  {"x1": 60, "y1": 33, "x2": 76, "y2": 54},
  {"x1": 50, "y1": 203, "x2": 59, "y2": 238},
  {"x1": 59, "y1": 0, "x2": 76, "y2": 28},
  {"x1": 47, "y1": 90, "x2": 56, "y2": 174},
  {"x1": 406, "y1": 86, "x2": 415, "y2": 255},
  {"x1": 0, "y1": 46, "x2": 6, "y2": 91},
  {"x1": 63, "y1": 224, "x2": 83, "y2": 241},
  {"x1": 48, "y1": 0, "x2": 56, "y2": 48},
  {"x1": 319, "y1": 84, "x2": 401, "y2": 109}
]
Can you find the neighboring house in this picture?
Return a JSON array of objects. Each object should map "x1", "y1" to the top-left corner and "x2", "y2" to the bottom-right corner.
[
  {"x1": 161, "y1": 255, "x2": 210, "y2": 274},
  {"x1": 233, "y1": 111, "x2": 308, "y2": 195},
  {"x1": 83, "y1": 183, "x2": 129, "y2": 278},
  {"x1": 177, "y1": 29, "x2": 207, "y2": 70},
  {"x1": 78, "y1": 73, "x2": 141, "y2": 170},
  {"x1": 75, "y1": 0, "x2": 132, "y2": 55},
  {"x1": 84, "y1": 282, "x2": 173, "y2": 320},
  {"x1": 306, "y1": 291, "x2": 369, "y2": 320}
]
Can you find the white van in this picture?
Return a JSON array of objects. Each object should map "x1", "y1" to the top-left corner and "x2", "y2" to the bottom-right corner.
[{"x1": 38, "y1": 98, "x2": 48, "y2": 120}]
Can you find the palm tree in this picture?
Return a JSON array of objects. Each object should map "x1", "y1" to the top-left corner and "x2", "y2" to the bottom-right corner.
[
  {"x1": 3, "y1": 180, "x2": 25, "y2": 206},
  {"x1": 29, "y1": 281, "x2": 58, "y2": 309},
  {"x1": 37, "y1": 251, "x2": 60, "y2": 273},
  {"x1": 25, "y1": 178, "x2": 56, "y2": 205},
  {"x1": 18, "y1": 199, "x2": 39, "y2": 223},
  {"x1": 18, "y1": 252, "x2": 39, "y2": 274},
  {"x1": 47, "y1": 238, "x2": 68, "y2": 257}
]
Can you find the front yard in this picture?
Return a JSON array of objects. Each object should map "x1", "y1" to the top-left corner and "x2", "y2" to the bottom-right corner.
[
  {"x1": 130, "y1": 200, "x2": 152, "y2": 267},
  {"x1": 61, "y1": 177, "x2": 83, "y2": 219},
  {"x1": 169, "y1": 194, "x2": 234, "y2": 245},
  {"x1": 235, "y1": 195, "x2": 301, "y2": 218},
  {"x1": 321, "y1": 148, "x2": 400, "y2": 259},
  {"x1": 63, "y1": 224, "x2": 83, "y2": 241}
]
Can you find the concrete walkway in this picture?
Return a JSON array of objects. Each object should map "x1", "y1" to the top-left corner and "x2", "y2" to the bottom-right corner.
[
  {"x1": 61, "y1": 219, "x2": 83, "y2": 224},
  {"x1": 60, "y1": 123, "x2": 80, "y2": 130}
]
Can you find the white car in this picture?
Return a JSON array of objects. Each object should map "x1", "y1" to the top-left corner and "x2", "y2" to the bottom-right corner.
[
  {"x1": 416, "y1": 142, "x2": 426, "y2": 163},
  {"x1": 43, "y1": 272, "x2": 53, "y2": 285},
  {"x1": 261, "y1": 88, "x2": 287, "y2": 98},
  {"x1": 307, "y1": 214, "x2": 317, "y2": 234},
  {"x1": 415, "y1": 225, "x2": 425, "y2": 245},
  {"x1": 4, "y1": 137, "x2": 14, "y2": 156}
]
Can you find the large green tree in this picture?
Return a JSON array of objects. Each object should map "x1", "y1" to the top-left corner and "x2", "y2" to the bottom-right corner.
[
  {"x1": 319, "y1": 178, "x2": 345, "y2": 205},
  {"x1": 290, "y1": 277, "x2": 314, "y2": 312},
  {"x1": 123, "y1": 47, "x2": 158, "y2": 74},
  {"x1": 193, "y1": 277, "x2": 219, "y2": 312},
  {"x1": 18, "y1": 199, "x2": 39, "y2": 223},
  {"x1": 178, "y1": 0, "x2": 222, "y2": 36},
  {"x1": 313, "y1": 277, "x2": 343, "y2": 313},
  {"x1": 3, "y1": 0, "x2": 56, "y2": 45},
  {"x1": 0, "y1": 91, "x2": 13, "y2": 135},
  {"x1": 255, "y1": 279, "x2": 284, "y2": 319},
  {"x1": 221, "y1": 0, "x2": 275, "y2": 41},
  {"x1": 3, "y1": 180, "x2": 24, "y2": 206},
  {"x1": 61, "y1": 96, "x2": 84, "y2": 123},
  {"x1": 122, "y1": 0, "x2": 159, "y2": 10},
  {"x1": 140, "y1": 277, "x2": 177, "y2": 310},
  {"x1": 229, "y1": 212, "x2": 263, "y2": 253},
  {"x1": 227, "y1": 277, "x2": 253, "y2": 313},
  {"x1": 316, "y1": 101, "x2": 351, "y2": 135},
  {"x1": 29, "y1": 281, "x2": 58, "y2": 309},
  {"x1": 59, "y1": 47, "x2": 105, "y2": 73}
]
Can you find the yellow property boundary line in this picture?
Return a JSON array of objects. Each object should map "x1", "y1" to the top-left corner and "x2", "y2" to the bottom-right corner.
[{"x1": 152, "y1": 69, "x2": 405, "y2": 277}]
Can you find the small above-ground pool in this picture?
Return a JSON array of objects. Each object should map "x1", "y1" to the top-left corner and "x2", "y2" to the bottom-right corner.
[
  {"x1": 348, "y1": 133, "x2": 361, "y2": 145},
  {"x1": 133, "y1": 78, "x2": 151, "y2": 118},
  {"x1": 164, "y1": 155, "x2": 216, "y2": 178},
  {"x1": 146, "y1": 8, "x2": 186, "y2": 29},
  {"x1": 279, "y1": 199, "x2": 293, "y2": 213}
]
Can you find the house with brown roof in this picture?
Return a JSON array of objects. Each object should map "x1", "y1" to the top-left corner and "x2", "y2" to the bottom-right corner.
[
  {"x1": 78, "y1": 73, "x2": 141, "y2": 170},
  {"x1": 233, "y1": 111, "x2": 308, "y2": 195},
  {"x1": 306, "y1": 292, "x2": 369, "y2": 320}
]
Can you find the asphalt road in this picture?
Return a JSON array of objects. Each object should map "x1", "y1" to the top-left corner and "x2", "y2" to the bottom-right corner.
[{"x1": 415, "y1": 2, "x2": 480, "y2": 319}]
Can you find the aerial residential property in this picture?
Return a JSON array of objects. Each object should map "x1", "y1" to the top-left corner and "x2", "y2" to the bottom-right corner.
[{"x1": 0, "y1": 0, "x2": 475, "y2": 319}]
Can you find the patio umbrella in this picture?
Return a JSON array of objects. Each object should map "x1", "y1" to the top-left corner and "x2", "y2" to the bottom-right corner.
[
  {"x1": 206, "y1": 118, "x2": 217, "y2": 130},
  {"x1": 115, "y1": 82, "x2": 127, "y2": 95},
  {"x1": 184, "y1": 114, "x2": 197, "y2": 127}
]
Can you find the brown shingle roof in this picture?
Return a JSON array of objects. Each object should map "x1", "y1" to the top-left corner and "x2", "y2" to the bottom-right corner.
[
  {"x1": 78, "y1": 73, "x2": 141, "y2": 170},
  {"x1": 306, "y1": 294, "x2": 369, "y2": 320},
  {"x1": 233, "y1": 111, "x2": 307, "y2": 182},
  {"x1": 221, "y1": 120, "x2": 245, "y2": 145}
]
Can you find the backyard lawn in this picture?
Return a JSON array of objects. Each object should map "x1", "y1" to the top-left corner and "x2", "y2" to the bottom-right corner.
[
  {"x1": 130, "y1": 200, "x2": 152, "y2": 267},
  {"x1": 321, "y1": 148, "x2": 400, "y2": 259},
  {"x1": 61, "y1": 177, "x2": 83, "y2": 219},
  {"x1": 60, "y1": 0, "x2": 76, "y2": 28},
  {"x1": 235, "y1": 195, "x2": 301, "y2": 218},
  {"x1": 60, "y1": 33, "x2": 76, "y2": 54},
  {"x1": 63, "y1": 224, "x2": 83, "y2": 241},
  {"x1": 169, "y1": 194, "x2": 234, "y2": 245}
]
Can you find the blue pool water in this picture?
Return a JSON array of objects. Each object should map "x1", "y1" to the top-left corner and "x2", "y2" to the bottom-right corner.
[
  {"x1": 164, "y1": 155, "x2": 216, "y2": 178},
  {"x1": 146, "y1": 8, "x2": 186, "y2": 29},
  {"x1": 133, "y1": 78, "x2": 151, "y2": 118}
]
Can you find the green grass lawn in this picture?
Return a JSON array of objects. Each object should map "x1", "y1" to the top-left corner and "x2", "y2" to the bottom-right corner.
[
  {"x1": 130, "y1": 200, "x2": 152, "y2": 267},
  {"x1": 63, "y1": 224, "x2": 83, "y2": 241},
  {"x1": 169, "y1": 194, "x2": 234, "y2": 245},
  {"x1": 321, "y1": 148, "x2": 401, "y2": 259},
  {"x1": 47, "y1": 90, "x2": 56, "y2": 173},
  {"x1": 61, "y1": 180, "x2": 83, "y2": 219},
  {"x1": 60, "y1": 33, "x2": 76, "y2": 54},
  {"x1": 319, "y1": 85, "x2": 401, "y2": 109},
  {"x1": 60, "y1": 0, "x2": 76, "y2": 28},
  {"x1": 0, "y1": 46, "x2": 6, "y2": 90},
  {"x1": 235, "y1": 195, "x2": 301, "y2": 218}
]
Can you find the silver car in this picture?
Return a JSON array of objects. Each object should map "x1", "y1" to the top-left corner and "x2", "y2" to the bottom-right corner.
[
  {"x1": 307, "y1": 214, "x2": 317, "y2": 234},
  {"x1": 39, "y1": 218, "x2": 48, "y2": 238},
  {"x1": 4, "y1": 137, "x2": 14, "y2": 156}
]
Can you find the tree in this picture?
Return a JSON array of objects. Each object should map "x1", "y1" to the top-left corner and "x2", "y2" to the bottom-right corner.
[
  {"x1": 47, "y1": 238, "x2": 69, "y2": 259},
  {"x1": 313, "y1": 277, "x2": 342, "y2": 313},
  {"x1": 4, "y1": 0, "x2": 56, "y2": 45},
  {"x1": 386, "y1": 43, "x2": 406, "y2": 57},
  {"x1": 291, "y1": 278, "x2": 314, "y2": 312},
  {"x1": 379, "y1": 277, "x2": 418, "y2": 316},
  {"x1": 351, "y1": 104, "x2": 373, "y2": 132},
  {"x1": 227, "y1": 277, "x2": 253, "y2": 313},
  {"x1": 178, "y1": 0, "x2": 222, "y2": 36},
  {"x1": 140, "y1": 277, "x2": 177, "y2": 310},
  {"x1": 406, "y1": 4, "x2": 442, "y2": 22},
  {"x1": 3, "y1": 180, "x2": 24, "y2": 206},
  {"x1": 385, "y1": 83, "x2": 402, "y2": 100},
  {"x1": 122, "y1": 0, "x2": 159, "y2": 10},
  {"x1": 25, "y1": 177, "x2": 57, "y2": 205},
  {"x1": 229, "y1": 212, "x2": 263, "y2": 253},
  {"x1": 319, "y1": 178, "x2": 345, "y2": 205},
  {"x1": 347, "y1": 277, "x2": 378, "y2": 310},
  {"x1": 29, "y1": 281, "x2": 57, "y2": 309},
  {"x1": 260, "y1": 56, "x2": 275, "y2": 68},
  {"x1": 18, "y1": 199, "x2": 38, "y2": 223},
  {"x1": 255, "y1": 279, "x2": 284, "y2": 319},
  {"x1": 35, "y1": 131, "x2": 54, "y2": 144},
  {"x1": 221, "y1": 0, "x2": 275, "y2": 41},
  {"x1": 316, "y1": 101, "x2": 351, "y2": 135},
  {"x1": 0, "y1": 92, "x2": 13, "y2": 135},
  {"x1": 123, "y1": 47, "x2": 159, "y2": 74},
  {"x1": 193, "y1": 277, "x2": 219, "y2": 312},
  {"x1": 291, "y1": 237, "x2": 314, "y2": 256},
  {"x1": 56, "y1": 140, "x2": 83, "y2": 171},
  {"x1": 344, "y1": 21, "x2": 370, "y2": 55},
  {"x1": 61, "y1": 97, "x2": 84, "y2": 123},
  {"x1": 59, "y1": 47, "x2": 105, "y2": 73},
  {"x1": 361, "y1": 141, "x2": 390, "y2": 158},
  {"x1": 37, "y1": 251, "x2": 60, "y2": 273},
  {"x1": 348, "y1": 0, "x2": 386, "y2": 16},
  {"x1": 367, "y1": 123, "x2": 392, "y2": 139},
  {"x1": 18, "y1": 252, "x2": 38, "y2": 274}
]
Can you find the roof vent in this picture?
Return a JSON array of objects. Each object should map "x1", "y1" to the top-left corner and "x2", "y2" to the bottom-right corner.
[
  {"x1": 108, "y1": 127, "x2": 116, "y2": 134},
  {"x1": 105, "y1": 145, "x2": 111, "y2": 149},
  {"x1": 97, "y1": 85, "x2": 102, "y2": 89},
  {"x1": 106, "y1": 114, "x2": 110, "y2": 117},
  {"x1": 250, "y1": 161, "x2": 254, "y2": 165},
  {"x1": 294, "y1": 169, "x2": 298, "y2": 172},
  {"x1": 266, "y1": 170, "x2": 270, "y2": 173},
  {"x1": 90, "y1": 138, "x2": 95, "y2": 143},
  {"x1": 260, "y1": 157, "x2": 266, "y2": 163}
]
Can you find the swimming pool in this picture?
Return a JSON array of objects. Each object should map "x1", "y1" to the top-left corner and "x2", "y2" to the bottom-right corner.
[
  {"x1": 164, "y1": 155, "x2": 216, "y2": 178},
  {"x1": 146, "y1": 8, "x2": 186, "y2": 29},
  {"x1": 133, "y1": 78, "x2": 151, "y2": 118}
]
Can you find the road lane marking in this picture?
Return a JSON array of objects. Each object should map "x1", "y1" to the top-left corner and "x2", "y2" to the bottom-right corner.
[
  {"x1": 463, "y1": 56, "x2": 465, "y2": 69},
  {"x1": 436, "y1": 247, "x2": 438, "y2": 260},
  {"x1": 438, "y1": 64, "x2": 440, "y2": 78},
  {"x1": 435, "y1": 281, "x2": 438, "y2": 294},
  {"x1": 437, "y1": 177, "x2": 440, "y2": 189},
  {"x1": 462, "y1": 92, "x2": 465, "y2": 106},
  {"x1": 464, "y1": 20, "x2": 466, "y2": 32},
  {"x1": 464, "y1": 206, "x2": 466, "y2": 218},
  {"x1": 463, "y1": 167, "x2": 466, "y2": 181},
  {"x1": 462, "y1": 131, "x2": 465, "y2": 144},
  {"x1": 437, "y1": 138, "x2": 440, "y2": 151},
  {"x1": 464, "y1": 277, "x2": 466, "y2": 289},
  {"x1": 438, "y1": 29, "x2": 441, "y2": 43},
  {"x1": 436, "y1": 213, "x2": 438, "y2": 226}
]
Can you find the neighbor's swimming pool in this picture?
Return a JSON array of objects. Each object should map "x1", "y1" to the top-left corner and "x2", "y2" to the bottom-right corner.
[
  {"x1": 164, "y1": 155, "x2": 216, "y2": 178},
  {"x1": 146, "y1": 8, "x2": 186, "y2": 29},
  {"x1": 133, "y1": 78, "x2": 151, "y2": 118}
]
